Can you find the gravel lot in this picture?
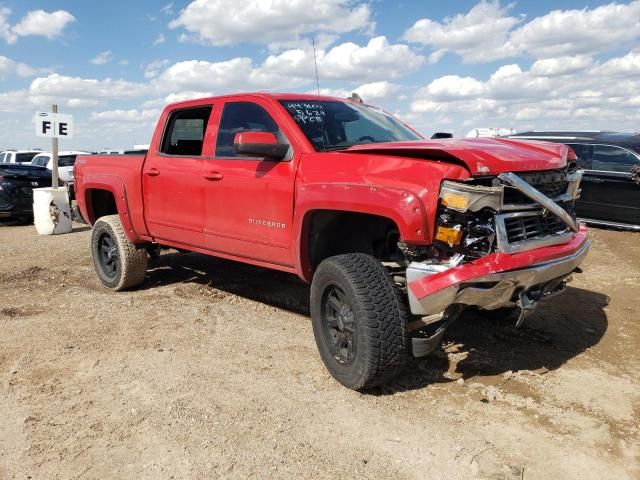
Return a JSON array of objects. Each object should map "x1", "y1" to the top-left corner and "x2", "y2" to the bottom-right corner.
[{"x1": 1, "y1": 222, "x2": 638, "y2": 479}]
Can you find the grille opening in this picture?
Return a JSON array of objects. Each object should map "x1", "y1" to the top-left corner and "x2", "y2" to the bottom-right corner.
[{"x1": 503, "y1": 214, "x2": 568, "y2": 244}]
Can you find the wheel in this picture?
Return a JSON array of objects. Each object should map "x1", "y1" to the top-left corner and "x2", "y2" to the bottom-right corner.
[
  {"x1": 91, "y1": 214, "x2": 148, "y2": 290},
  {"x1": 310, "y1": 253, "x2": 409, "y2": 390}
]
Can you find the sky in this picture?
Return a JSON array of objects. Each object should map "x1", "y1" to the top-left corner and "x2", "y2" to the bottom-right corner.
[{"x1": 0, "y1": 0, "x2": 639, "y2": 151}]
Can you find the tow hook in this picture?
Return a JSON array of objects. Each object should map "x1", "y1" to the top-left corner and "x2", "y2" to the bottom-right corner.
[{"x1": 514, "y1": 289, "x2": 538, "y2": 328}]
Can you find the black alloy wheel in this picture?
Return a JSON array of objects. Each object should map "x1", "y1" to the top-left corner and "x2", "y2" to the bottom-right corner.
[
  {"x1": 321, "y1": 285, "x2": 357, "y2": 365},
  {"x1": 98, "y1": 232, "x2": 119, "y2": 280}
]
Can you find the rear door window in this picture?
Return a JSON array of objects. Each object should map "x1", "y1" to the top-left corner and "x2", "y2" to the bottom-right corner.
[
  {"x1": 160, "y1": 106, "x2": 213, "y2": 156},
  {"x1": 592, "y1": 145, "x2": 640, "y2": 173},
  {"x1": 0, "y1": 153, "x2": 5, "y2": 162}
]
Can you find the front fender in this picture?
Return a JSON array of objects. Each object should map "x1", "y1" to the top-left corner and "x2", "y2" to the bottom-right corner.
[{"x1": 292, "y1": 182, "x2": 428, "y2": 281}]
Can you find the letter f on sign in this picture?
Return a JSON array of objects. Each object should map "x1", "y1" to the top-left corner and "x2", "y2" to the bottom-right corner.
[{"x1": 42, "y1": 121, "x2": 51, "y2": 135}]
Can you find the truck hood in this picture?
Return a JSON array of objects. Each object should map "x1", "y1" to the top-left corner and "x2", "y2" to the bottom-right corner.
[{"x1": 344, "y1": 138, "x2": 569, "y2": 176}]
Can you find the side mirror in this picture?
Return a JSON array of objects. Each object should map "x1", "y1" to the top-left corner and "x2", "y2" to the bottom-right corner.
[{"x1": 233, "y1": 132, "x2": 289, "y2": 160}]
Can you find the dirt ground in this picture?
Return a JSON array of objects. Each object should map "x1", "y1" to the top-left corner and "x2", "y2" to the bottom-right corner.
[{"x1": 0, "y1": 222, "x2": 638, "y2": 480}]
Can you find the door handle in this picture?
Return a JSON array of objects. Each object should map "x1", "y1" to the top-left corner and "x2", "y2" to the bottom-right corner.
[
  {"x1": 203, "y1": 171, "x2": 224, "y2": 181},
  {"x1": 145, "y1": 168, "x2": 160, "y2": 176}
]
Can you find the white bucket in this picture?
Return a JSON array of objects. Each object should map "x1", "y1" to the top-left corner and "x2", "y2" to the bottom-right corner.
[{"x1": 33, "y1": 187, "x2": 73, "y2": 235}]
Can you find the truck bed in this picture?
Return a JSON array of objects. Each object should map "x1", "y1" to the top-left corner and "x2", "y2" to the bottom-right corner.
[{"x1": 75, "y1": 153, "x2": 148, "y2": 237}]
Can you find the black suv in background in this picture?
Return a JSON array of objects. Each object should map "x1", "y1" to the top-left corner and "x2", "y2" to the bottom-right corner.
[
  {"x1": 508, "y1": 131, "x2": 640, "y2": 230},
  {"x1": 0, "y1": 163, "x2": 52, "y2": 221}
]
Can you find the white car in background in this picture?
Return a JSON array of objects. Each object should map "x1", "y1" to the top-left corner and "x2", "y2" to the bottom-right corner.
[
  {"x1": 97, "y1": 149, "x2": 124, "y2": 155},
  {"x1": 0, "y1": 150, "x2": 43, "y2": 163},
  {"x1": 466, "y1": 127, "x2": 517, "y2": 138},
  {"x1": 30, "y1": 150, "x2": 90, "y2": 183}
]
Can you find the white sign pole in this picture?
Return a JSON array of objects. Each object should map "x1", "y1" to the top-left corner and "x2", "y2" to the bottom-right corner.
[{"x1": 51, "y1": 104, "x2": 59, "y2": 189}]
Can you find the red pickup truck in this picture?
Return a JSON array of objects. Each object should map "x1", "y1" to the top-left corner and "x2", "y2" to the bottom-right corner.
[{"x1": 75, "y1": 93, "x2": 589, "y2": 390}]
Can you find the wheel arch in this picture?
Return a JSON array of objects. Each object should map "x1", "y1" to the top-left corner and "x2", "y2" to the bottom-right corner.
[
  {"x1": 295, "y1": 208, "x2": 406, "y2": 282},
  {"x1": 81, "y1": 176, "x2": 138, "y2": 243}
]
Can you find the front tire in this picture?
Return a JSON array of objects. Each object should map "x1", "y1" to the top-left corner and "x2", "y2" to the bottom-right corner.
[
  {"x1": 310, "y1": 253, "x2": 409, "y2": 390},
  {"x1": 91, "y1": 214, "x2": 148, "y2": 291}
]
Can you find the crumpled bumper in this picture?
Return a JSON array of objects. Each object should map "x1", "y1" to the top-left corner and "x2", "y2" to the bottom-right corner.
[{"x1": 407, "y1": 226, "x2": 590, "y2": 316}]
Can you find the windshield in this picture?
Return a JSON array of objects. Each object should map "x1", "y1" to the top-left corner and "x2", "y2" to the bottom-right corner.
[{"x1": 279, "y1": 100, "x2": 421, "y2": 151}]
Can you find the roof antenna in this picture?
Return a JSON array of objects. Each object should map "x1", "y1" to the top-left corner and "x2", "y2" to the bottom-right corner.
[{"x1": 312, "y1": 37, "x2": 321, "y2": 95}]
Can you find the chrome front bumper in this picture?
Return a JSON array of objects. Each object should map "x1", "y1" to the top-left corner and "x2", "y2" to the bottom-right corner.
[{"x1": 407, "y1": 234, "x2": 590, "y2": 316}]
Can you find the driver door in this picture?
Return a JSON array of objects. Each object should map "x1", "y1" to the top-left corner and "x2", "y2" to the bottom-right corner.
[{"x1": 203, "y1": 100, "x2": 297, "y2": 267}]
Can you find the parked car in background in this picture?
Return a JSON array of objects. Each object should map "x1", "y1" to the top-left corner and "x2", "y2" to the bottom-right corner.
[
  {"x1": 0, "y1": 150, "x2": 42, "y2": 164},
  {"x1": 0, "y1": 162, "x2": 52, "y2": 221},
  {"x1": 31, "y1": 151, "x2": 90, "y2": 200},
  {"x1": 466, "y1": 127, "x2": 516, "y2": 138},
  {"x1": 508, "y1": 131, "x2": 640, "y2": 230},
  {"x1": 97, "y1": 149, "x2": 124, "y2": 155}
]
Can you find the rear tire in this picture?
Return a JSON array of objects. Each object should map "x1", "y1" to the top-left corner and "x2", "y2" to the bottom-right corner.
[
  {"x1": 91, "y1": 214, "x2": 147, "y2": 291},
  {"x1": 310, "y1": 253, "x2": 409, "y2": 390}
]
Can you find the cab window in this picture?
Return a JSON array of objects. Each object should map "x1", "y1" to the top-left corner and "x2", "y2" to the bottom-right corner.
[
  {"x1": 161, "y1": 106, "x2": 212, "y2": 156},
  {"x1": 215, "y1": 102, "x2": 285, "y2": 158}
]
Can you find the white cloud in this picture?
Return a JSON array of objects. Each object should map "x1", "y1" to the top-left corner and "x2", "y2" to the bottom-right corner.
[
  {"x1": 0, "y1": 7, "x2": 17, "y2": 44},
  {"x1": 150, "y1": 37, "x2": 422, "y2": 94},
  {"x1": 592, "y1": 49, "x2": 640, "y2": 78},
  {"x1": 404, "y1": 1, "x2": 521, "y2": 63},
  {"x1": 0, "y1": 90, "x2": 29, "y2": 112},
  {"x1": 153, "y1": 58, "x2": 257, "y2": 92},
  {"x1": 90, "y1": 109, "x2": 161, "y2": 123},
  {"x1": 318, "y1": 37, "x2": 424, "y2": 81},
  {"x1": 29, "y1": 74, "x2": 149, "y2": 100},
  {"x1": 144, "y1": 59, "x2": 171, "y2": 79},
  {"x1": 530, "y1": 56, "x2": 593, "y2": 77},
  {"x1": 169, "y1": 0, "x2": 373, "y2": 47},
  {"x1": 404, "y1": 1, "x2": 640, "y2": 63},
  {"x1": 0, "y1": 56, "x2": 50, "y2": 77},
  {"x1": 310, "y1": 81, "x2": 399, "y2": 102},
  {"x1": 90, "y1": 50, "x2": 113, "y2": 65},
  {"x1": 161, "y1": 3, "x2": 174, "y2": 15},
  {"x1": 409, "y1": 50, "x2": 640, "y2": 134},
  {"x1": 153, "y1": 33, "x2": 165, "y2": 45},
  {"x1": 506, "y1": 1, "x2": 640, "y2": 59},
  {"x1": 11, "y1": 9, "x2": 75, "y2": 40},
  {"x1": 418, "y1": 76, "x2": 488, "y2": 102},
  {"x1": 353, "y1": 81, "x2": 399, "y2": 101},
  {"x1": 0, "y1": 88, "x2": 102, "y2": 112}
]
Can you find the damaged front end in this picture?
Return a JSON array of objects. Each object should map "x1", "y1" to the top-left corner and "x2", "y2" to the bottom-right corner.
[{"x1": 404, "y1": 163, "x2": 589, "y2": 357}]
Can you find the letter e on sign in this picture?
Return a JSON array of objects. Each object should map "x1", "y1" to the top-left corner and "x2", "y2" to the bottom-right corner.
[{"x1": 34, "y1": 112, "x2": 74, "y2": 139}]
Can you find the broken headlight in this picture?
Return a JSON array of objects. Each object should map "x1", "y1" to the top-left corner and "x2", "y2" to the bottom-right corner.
[
  {"x1": 434, "y1": 181, "x2": 501, "y2": 258},
  {"x1": 439, "y1": 180, "x2": 502, "y2": 213}
]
